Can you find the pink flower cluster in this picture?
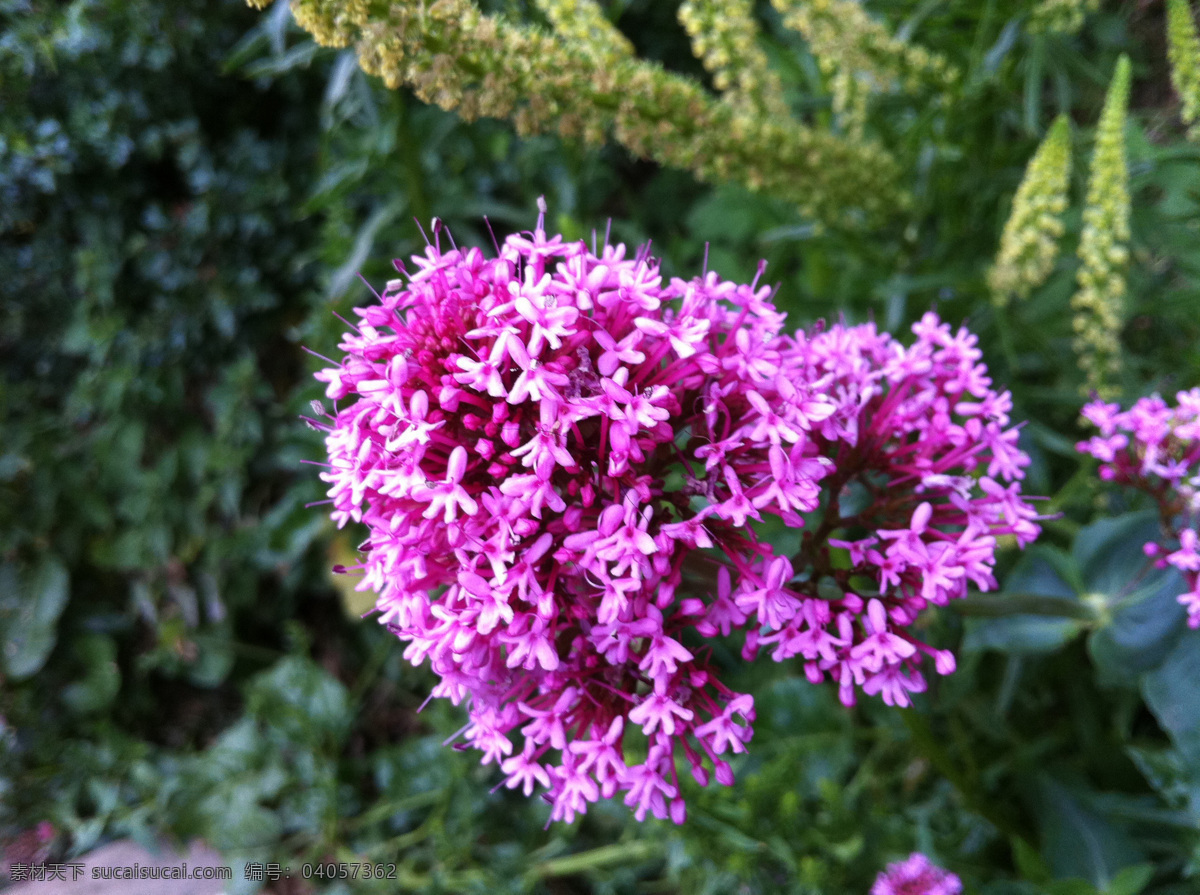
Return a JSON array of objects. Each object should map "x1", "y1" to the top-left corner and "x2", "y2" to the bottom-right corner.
[
  {"x1": 1078, "y1": 390, "x2": 1200, "y2": 627},
  {"x1": 870, "y1": 853, "x2": 962, "y2": 895},
  {"x1": 313, "y1": 215, "x2": 1039, "y2": 823}
]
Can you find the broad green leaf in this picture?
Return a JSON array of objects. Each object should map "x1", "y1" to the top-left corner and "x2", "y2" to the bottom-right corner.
[
  {"x1": 1012, "y1": 835, "x2": 1053, "y2": 883},
  {"x1": 1087, "y1": 565, "x2": 1188, "y2": 686},
  {"x1": 246, "y1": 656, "x2": 352, "y2": 745},
  {"x1": 187, "y1": 629, "x2": 235, "y2": 689},
  {"x1": 997, "y1": 545, "x2": 1080, "y2": 602},
  {"x1": 0, "y1": 555, "x2": 70, "y2": 679},
  {"x1": 1032, "y1": 775, "x2": 1147, "y2": 886},
  {"x1": 1073, "y1": 511, "x2": 1160, "y2": 599},
  {"x1": 328, "y1": 198, "x2": 406, "y2": 299},
  {"x1": 197, "y1": 786, "x2": 283, "y2": 851},
  {"x1": 1126, "y1": 745, "x2": 1200, "y2": 821},
  {"x1": 1105, "y1": 863, "x2": 1154, "y2": 895},
  {"x1": 1142, "y1": 633, "x2": 1200, "y2": 767},
  {"x1": 61, "y1": 633, "x2": 121, "y2": 714},
  {"x1": 1074, "y1": 511, "x2": 1188, "y2": 683},
  {"x1": 1044, "y1": 881, "x2": 1101, "y2": 895}
]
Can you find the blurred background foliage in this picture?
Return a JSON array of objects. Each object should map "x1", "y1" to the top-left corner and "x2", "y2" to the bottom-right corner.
[{"x1": 1, "y1": 0, "x2": 1199, "y2": 892}]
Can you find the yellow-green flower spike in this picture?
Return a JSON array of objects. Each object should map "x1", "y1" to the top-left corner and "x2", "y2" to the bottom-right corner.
[
  {"x1": 1072, "y1": 55, "x2": 1132, "y2": 398},
  {"x1": 770, "y1": 0, "x2": 957, "y2": 135},
  {"x1": 288, "y1": 0, "x2": 370, "y2": 47},
  {"x1": 677, "y1": 0, "x2": 789, "y2": 117},
  {"x1": 534, "y1": 0, "x2": 634, "y2": 67},
  {"x1": 1028, "y1": 0, "x2": 1099, "y2": 36},
  {"x1": 988, "y1": 115, "x2": 1072, "y2": 306},
  {"x1": 275, "y1": 0, "x2": 904, "y2": 228},
  {"x1": 1167, "y1": 0, "x2": 1200, "y2": 138}
]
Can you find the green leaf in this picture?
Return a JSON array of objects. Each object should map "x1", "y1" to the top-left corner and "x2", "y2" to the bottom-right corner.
[
  {"x1": 1044, "y1": 881, "x2": 1101, "y2": 895},
  {"x1": 327, "y1": 198, "x2": 406, "y2": 299},
  {"x1": 61, "y1": 633, "x2": 122, "y2": 714},
  {"x1": 246, "y1": 656, "x2": 352, "y2": 745},
  {"x1": 1105, "y1": 863, "x2": 1154, "y2": 895},
  {"x1": 187, "y1": 629, "x2": 235, "y2": 688},
  {"x1": 300, "y1": 158, "x2": 369, "y2": 215},
  {"x1": 1142, "y1": 633, "x2": 1200, "y2": 767},
  {"x1": 1024, "y1": 35, "x2": 1046, "y2": 135},
  {"x1": 1073, "y1": 511, "x2": 1160, "y2": 599},
  {"x1": 1125, "y1": 745, "x2": 1200, "y2": 821},
  {"x1": 0, "y1": 556, "x2": 70, "y2": 679},
  {"x1": 1012, "y1": 835, "x2": 1053, "y2": 883},
  {"x1": 1087, "y1": 564, "x2": 1188, "y2": 685},
  {"x1": 240, "y1": 41, "x2": 321, "y2": 79},
  {"x1": 198, "y1": 786, "x2": 284, "y2": 852},
  {"x1": 1032, "y1": 775, "x2": 1147, "y2": 886},
  {"x1": 1001, "y1": 545, "x2": 1081, "y2": 600},
  {"x1": 322, "y1": 50, "x2": 359, "y2": 110},
  {"x1": 984, "y1": 19, "x2": 1021, "y2": 75},
  {"x1": 1071, "y1": 511, "x2": 1188, "y2": 684}
]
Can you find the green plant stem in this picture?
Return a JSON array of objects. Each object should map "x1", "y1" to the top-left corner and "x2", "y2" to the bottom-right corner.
[
  {"x1": 951, "y1": 592, "x2": 1098, "y2": 620},
  {"x1": 528, "y1": 839, "x2": 664, "y2": 879},
  {"x1": 396, "y1": 94, "x2": 431, "y2": 225},
  {"x1": 995, "y1": 303, "x2": 1021, "y2": 375}
]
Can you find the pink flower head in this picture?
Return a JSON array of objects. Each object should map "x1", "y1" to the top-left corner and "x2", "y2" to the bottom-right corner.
[
  {"x1": 314, "y1": 211, "x2": 1040, "y2": 823},
  {"x1": 1079, "y1": 389, "x2": 1200, "y2": 628},
  {"x1": 871, "y1": 853, "x2": 962, "y2": 895}
]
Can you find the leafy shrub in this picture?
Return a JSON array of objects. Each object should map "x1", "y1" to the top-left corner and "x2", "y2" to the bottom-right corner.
[{"x1": 0, "y1": 0, "x2": 332, "y2": 848}]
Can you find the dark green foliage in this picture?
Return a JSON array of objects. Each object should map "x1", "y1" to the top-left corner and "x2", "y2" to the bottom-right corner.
[
  {"x1": 3, "y1": 1, "x2": 1200, "y2": 893},
  {"x1": 1, "y1": 0, "x2": 332, "y2": 848}
]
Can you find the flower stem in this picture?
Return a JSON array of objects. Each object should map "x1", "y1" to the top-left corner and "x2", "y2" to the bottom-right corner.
[{"x1": 528, "y1": 839, "x2": 664, "y2": 878}]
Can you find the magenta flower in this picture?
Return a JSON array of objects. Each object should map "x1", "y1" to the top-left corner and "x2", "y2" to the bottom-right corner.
[
  {"x1": 871, "y1": 852, "x2": 962, "y2": 895},
  {"x1": 1078, "y1": 389, "x2": 1200, "y2": 627},
  {"x1": 313, "y1": 212, "x2": 1039, "y2": 823}
]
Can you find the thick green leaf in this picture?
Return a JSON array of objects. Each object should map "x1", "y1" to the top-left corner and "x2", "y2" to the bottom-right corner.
[
  {"x1": 1012, "y1": 835, "x2": 1053, "y2": 883},
  {"x1": 1142, "y1": 633, "x2": 1200, "y2": 767},
  {"x1": 327, "y1": 199, "x2": 406, "y2": 299},
  {"x1": 246, "y1": 656, "x2": 352, "y2": 745},
  {"x1": 1105, "y1": 863, "x2": 1154, "y2": 895},
  {"x1": 1073, "y1": 512, "x2": 1160, "y2": 600},
  {"x1": 187, "y1": 629, "x2": 235, "y2": 688},
  {"x1": 1072, "y1": 511, "x2": 1189, "y2": 684},
  {"x1": 1125, "y1": 745, "x2": 1200, "y2": 822},
  {"x1": 61, "y1": 633, "x2": 122, "y2": 714},
  {"x1": 0, "y1": 556, "x2": 70, "y2": 679},
  {"x1": 1031, "y1": 776, "x2": 1147, "y2": 887},
  {"x1": 1044, "y1": 881, "x2": 1101, "y2": 895},
  {"x1": 1087, "y1": 565, "x2": 1189, "y2": 686}
]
